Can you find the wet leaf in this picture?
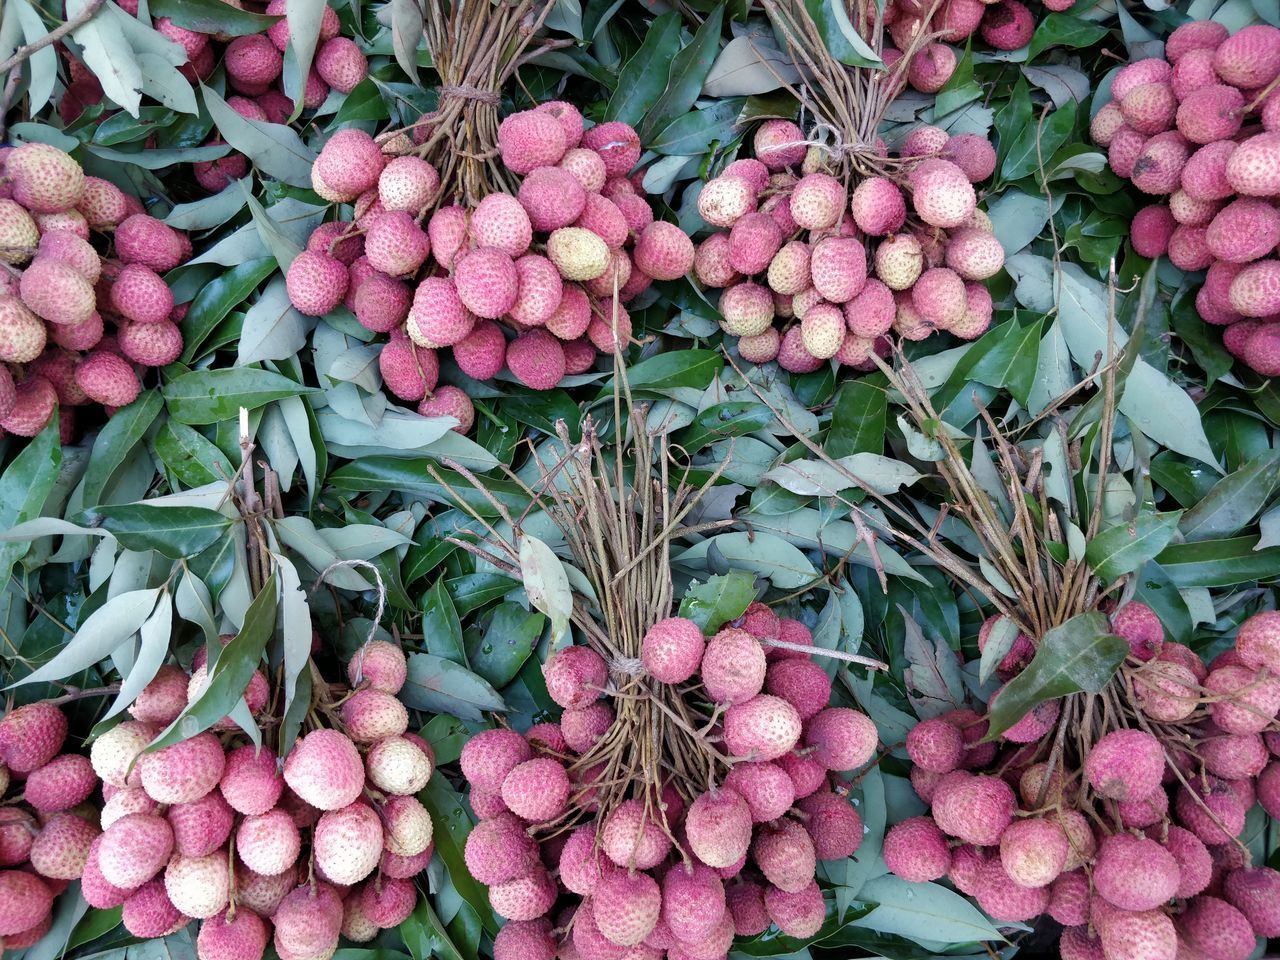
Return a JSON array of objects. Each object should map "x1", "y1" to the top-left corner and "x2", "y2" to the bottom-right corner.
[{"x1": 401, "y1": 653, "x2": 506, "y2": 721}]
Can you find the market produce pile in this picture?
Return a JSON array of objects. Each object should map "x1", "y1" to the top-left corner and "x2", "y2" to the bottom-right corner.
[{"x1": 1, "y1": 1, "x2": 1280, "y2": 960}]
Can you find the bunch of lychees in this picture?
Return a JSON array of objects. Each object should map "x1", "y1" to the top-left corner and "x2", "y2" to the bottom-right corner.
[
  {"x1": 288, "y1": 104, "x2": 694, "y2": 432},
  {"x1": 1095, "y1": 20, "x2": 1280, "y2": 376},
  {"x1": 441, "y1": 404, "x2": 880, "y2": 960},
  {"x1": 699, "y1": 0, "x2": 1006, "y2": 373},
  {"x1": 0, "y1": 636, "x2": 433, "y2": 960},
  {"x1": 889, "y1": 602, "x2": 1280, "y2": 960},
  {"x1": 61, "y1": 1, "x2": 367, "y2": 189},
  {"x1": 0, "y1": 143, "x2": 193, "y2": 440}
]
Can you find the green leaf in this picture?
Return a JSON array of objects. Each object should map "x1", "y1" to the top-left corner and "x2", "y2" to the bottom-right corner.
[
  {"x1": 99, "y1": 591, "x2": 173, "y2": 723},
  {"x1": 828, "y1": 379, "x2": 887, "y2": 458},
  {"x1": 978, "y1": 615, "x2": 1019, "y2": 684},
  {"x1": 606, "y1": 11, "x2": 681, "y2": 125},
  {"x1": 1179, "y1": 451, "x2": 1280, "y2": 542},
  {"x1": 677, "y1": 401, "x2": 774, "y2": 452},
  {"x1": 401, "y1": 895, "x2": 466, "y2": 960},
  {"x1": 806, "y1": 0, "x2": 883, "y2": 68},
  {"x1": 150, "y1": 0, "x2": 281, "y2": 37},
  {"x1": 679, "y1": 571, "x2": 755, "y2": 633},
  {"x1": 244, "y1": 186, "x2": 304, "y2": 270},
  {"x1": 649, "y1": 98, "x2": 745, "y2": 155},
  {"x1": 1002, "y1": 98, "x2": 1077, "y2": 182},
  {"x1": 639, "y1": 6, "x2": 725, "y2": 142},
  {"x1": 68, "y1": 0, "x2": 143, "y2": 115},
  {"x1": 154, "y1": 421, "x2": 236, "y2": 488},
  {"x1": 994, "y1": 77, "x2": 1032, "y2": 178},
  {"x1": 164, "y1": 368, "x2": 315, "y2": 424},
  {"x1": 80, "y1": 504, "x2": 232, "y2": 559},
  {"x1": 423, "y1": 579, "x2": 468, "y2": 667},
  {"x1": 519, "y1": 534, "x2": 573, "y2": 648},
  {"x1": 468, "y1": 602, "x2": 543, "y2": 689},
  {"x1": 10, "y1": 589, "x2": 162, "y2": 688},
  {"x1": 1085, "y1": 510, "x2": 1183, "y2": 582},
  {"x1": 148, "y1": 573, "x2": 277, "y2": 751},
  {"x1": 1156, "y1": 536, "x2": 1280, "y2": 587},
  {"x1": 82, "y1": 391, "x2": 162, "y2": 507},
  {"x1": 203, "y1": 86, "x2": 316, "y2": 187},
  {"x1": 675, "y1": 531, "x2": 818, "y2": 590},
  {"x1": 852, "y1": 875, "x2": 1002, "y2": 946},
  {"x1": 598, "y1": 349, "x2": 723, "y2": 397},
  {"x1": 327, "y1": 463, "x2": 527, "y2": 516},
  {"x1": 179, "y1": 257, "x2": 278, "y2": 362},
  {"x1": 0, "y1": 417, "x2": 61, "y2": 584},
  {"x1": 966, "y1": 318, "x2": 1042, "y2": 408},
  {"x1": 763, "y1": 453, "x2": 922, "y2": 497},
  {"x1": 1027, "y1": 13, "x2": 1109, "y2": 62},
  {"x1": 401, "y1": 653, "x2": 506, "y2": 721},
  {"x1": 986, "y1": 611, "x2": 1128, "y2": 740}
]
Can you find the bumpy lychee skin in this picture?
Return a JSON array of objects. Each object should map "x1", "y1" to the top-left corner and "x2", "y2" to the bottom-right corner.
[
  {"x1": 506, "y1": 328, "x2": 567, "y2": 390},
  {"x1": 1224, "y1": 866, "x2": 1280, "y2": 937},
  {"x1": 1237, "y1": 610, "x2": 1280, "y2": 674},
  {"x1": 600, "y1": 799, "x2": 672, "y2": 870},
  {"x1": 20, "y1": 257, "x2": 95, "y2": 326},
  {"x1": 273, "y1": 882, "x2": 343, "y2": 960},
  {"x1": 809, "y1": 236, "x2": 867, "y2": 305},
  {"x1": 883, "y1": 816, "x2": 951, "y2": 882},
  {"x1": 662, "y1": 861, "x2": 727, "y2": 944},
  {"x1": 763, "y1": 878, "x2": 823, "y2": 938},
  {"x1": 98, "y1": 812, "x2": 174, "y2": 889},
  {"x1": 454, "y1": 246, "x2": 520, "y2": 320},
  {"x1": 501, "y1": 758, "x2": 571, "y2": 823},
  {"x1": 641, "y1": 617, "x2": 705, "y2": 684},
  {"x1": 121, "y1": 879, "x2": 187, "y2": 939},
  {"x1": 499, "y1": 111, "x2": 568, "y2": 176},
  {"x1": 804, "y1": 707, "x2": 877, "y2": 771},
  {"x1": 1213, "y1": 24, "x2": 1280, "y2": 89},
  {"x1": 905, "y1": 716, "x2": 964, "y2": 774},
  {"x1": 312, "y1": 128, "x2": 386, "y2": 202},
  {"x1": 464, "y1": 812, "x2": 539, "y2": 887},
  {"x1": 0, "y1": 702, "x2": 67, "y2": 776},
  {"x1": 8, "y1": 143, "x2": 85, "y2": 213},
  {"x1": 81, "y1": 833, "x2": 133, "y2": 908},
  {"x1": 591, "y1": 869, "x2": 661, "y2": 947},
  {"x1": 685, "y1": 786, "x2": 753, "y2": 870},
  {"x1": 634, "y1": 221, "x2": 695, "y2": 281},
  {"x1": 698, "y1": 176, "x2": 757, "y2": 227},
  {"x1": 460, "y1": 727, "x2": 533, "y2": 794},
  {"x1": 1226, "y1": 132, "x2": 1280, "y2": 198},
  {"x1": 1091, "y1": 832, "x2": 1180, "y2": 913},
  {"x1": 581, "y1": 121, "x2": 642, "y2": 178},
  {"x1": 340, "y1": 688, "x2": 409, "y2": 743},
  {"x1": 28, "y1": 811, "x2": 96, "y2": 880},
  {"x1": 1206, "y1": 664, "x2": 1280, "y2": 735},
  {"x1": 197, "y1": 907, "x2": 269, "y2": 960},
  {"x1": 283, "y1": 729, "x2": 365, "y2": 811},
  {"x1": 1207, "y1": 198, "x2": 1280, "y2": 266},
  {"x1": 1122, "y1": 82, "x2": 1177, "y2": 136},
  {"x1": 1130, "y1": 204, "x2": 1176, "y2": 258},
  {"x1": 168, "y1": 791, "x2": 234, "y2": 859},
  {"x1": 727, "y1": 211, "x2": 785, "y2": 277},
  {"x1": 543, "y1": 645, "x2": 608, "y2": 709},
  {"x1": 364, "y1": 211, "x2": 430, "y2": 277},
  {"x1": 1178, "y1": 895, "x2": 1256, "y2": 960},
  {"x1": 932, "y1": 772, "x2": 1015, "y2": 846},
  {"x1": 139, "y1": 731, "x2": 225, "y2": 806},
  {"x1": 489, "y1": 867, "x2": 556, "y2": 921},
  {"x1": 164, "y1": 850, "x2": 230, "y2": 920},
  {"x1": 700, "y1": 628, "x2": 768, "y2": 705},
  {"x1": 972, "y1": 857, "x2": 1050, "y2": 923},
  {"x1": 1230, "y1": 260, "x2": 1280, "y2": 317},
  {"x1": 999, "y1": 817, "x2": 1068, "y2": 889},
  {"x1": 217, "y1": 744, "x2": 283, "y2": 817},
  {"x1": 347, "y1": 638, "x2": 407, "y2": 693},
  {"x1": 789, "y1": 173, "x2": 846, "y2": 231},
  {"x1": 719, "y1": 281, "x2": 775, "y2": 337},
  {"x1": 724, "y1": 695, "x2": 803, "y2": 762},
  {"x1": 1084, "y1": 727, "x2": 1164, "y2": 801},
  {"x1": 314, "y1": 802, "x2": 382, "y2": 885},
  {"x1": 764, "y1": 659, "x2": 832, "y2": 723},
  {"x1": 753, "y1": 119, "x2": 806, "y2": 170},
  {"x1": 285, "y1": 250, "x2": 349, "y2": 316}
]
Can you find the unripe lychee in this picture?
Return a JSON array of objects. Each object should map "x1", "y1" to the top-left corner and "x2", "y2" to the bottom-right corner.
[
  {"x1": 165, "y1": 851, "x2": 229, "y2": 919},
  {"x1": 8, "y1": 143, "x2": 84, "y2": 213},
  {"x1": 365, "y1": 736, "x2": 432, "y2": 796},
  {"x1": 547, "y1": 227, "x2": 610, "y2": 282},
  {"x1": 98, "y1": 812, "x2": 174, "y2": 889},
  {"x1": 315, "y1": 802, "x2": 382, "y2": 885},
  {"x1": 283, "y1": 729, "x2": 365, "y2": 810},
  {"x1": 884, "y1": 815, "x2": 952, "y2": 884},
  {"x1": 698, "y1": 176, "x2": 756, "y2": 227},
  {"x1": 874, "y1": 233, "x2": 924, "y2": 290},
  {"x1": 801, "y1": 303, "x2": 846, "y2": 359}
]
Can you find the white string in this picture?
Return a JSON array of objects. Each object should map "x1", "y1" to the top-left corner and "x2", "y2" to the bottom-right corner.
[{"x1": 311, "y1": 560, "x2": 388, "y2": 685}]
